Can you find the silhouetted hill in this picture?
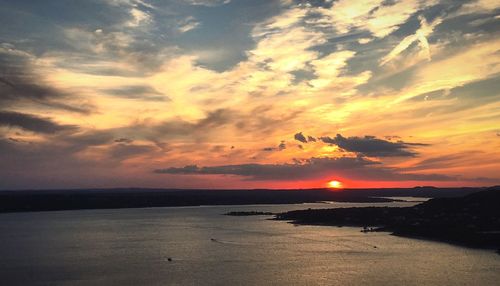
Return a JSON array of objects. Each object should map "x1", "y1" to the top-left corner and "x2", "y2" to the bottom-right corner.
[
  {"x1": 0, "y1": 188, "x2": 390, "y2": 213},
  {"x1": 341, "y1": 186, "x2": 483, "y2": 198},
  {"x1": 276, "y1": 186, "x2": 500, "y2": 252},
  {"x1": 0, "y1": 186, "x2": 490, "y2": 213}
]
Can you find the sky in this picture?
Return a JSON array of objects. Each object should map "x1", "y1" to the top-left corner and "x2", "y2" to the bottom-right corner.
[{"x1": 0, "y1": 0, "x2": 499, "y2": 190}]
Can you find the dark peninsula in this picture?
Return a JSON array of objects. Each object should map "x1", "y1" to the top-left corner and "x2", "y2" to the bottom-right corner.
[{"x1": 275, "y1": 187, "x2": 500, "y2": 252}]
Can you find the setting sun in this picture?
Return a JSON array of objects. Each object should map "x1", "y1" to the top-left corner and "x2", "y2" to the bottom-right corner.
[{"x1": 327, "y1": 180, "x2": 343, "y2": 189}]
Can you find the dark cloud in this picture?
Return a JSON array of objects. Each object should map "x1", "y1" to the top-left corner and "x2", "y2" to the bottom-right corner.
[
  {"x1": 294, "y1": 132, "x2": 317, "y2": 143},
  {"x1": 63, "y1": 131, "x2": 115, "y2": 147},
  {"x1": 294, "y1": 132, "x2": 307, "y2": 143},
  {"x1": 115, "y1": 137, "x2": 134, "y2": 144},
  {"x1": 278, "y1": 141, "x2": 286, "y2": 150},
  {"x1": 103, "y1": 85, "x2": 169, "y2": 101},
  {"x1": 0, "y1": 46, "x2": 93, "y2": 113},
  {"x1": 108, "y1": 143, "x2": 157, "y2": 160},
  {"x1": 154, "y1": 156, "x2": 459, "y2": 182},
  {"x1": 0, "y1": 110, "x2": 78, "y2": 134},
  {"x1": 262, "y1": 141, "x2": 286, "y2": 152},
  {"x1": 320, "y1": 134, "x2": 427, "y2": 157},
  {"x1": 155, "y1": 157, "x2": 373, "y2": 180},
  {"x1": 0, "y1": 74, "x2": 61, "y2": 102},
  {"x1": 160, "y1": 164, "x2": 200, "y2": 174},
  {"x1": 0, "y1": 76, "x2": 91, "y2": 113}
]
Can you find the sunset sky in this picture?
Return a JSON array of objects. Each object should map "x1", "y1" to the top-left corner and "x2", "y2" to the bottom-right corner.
[{"x1": 0, "y1": 0, "x2": 499, "y2": 190}]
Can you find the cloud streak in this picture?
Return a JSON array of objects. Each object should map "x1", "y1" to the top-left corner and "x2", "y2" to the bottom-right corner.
[
  {"x1": 103, "y1": 85, "x2": 169, "y2": 101},
  {"x1": 318, "y1": 134, "x2": 427, "y2": 157},
  {"x1": 0, "y1": 111, "x2": 78, "y2": 134},
  {"x1": 154, "y1": 156, "x2": 458, "y2": 182}
]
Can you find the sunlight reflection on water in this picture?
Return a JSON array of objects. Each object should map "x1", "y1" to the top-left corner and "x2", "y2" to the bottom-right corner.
[{"x1": 0, "y1": 202, "x2": 498, "y2": 286}]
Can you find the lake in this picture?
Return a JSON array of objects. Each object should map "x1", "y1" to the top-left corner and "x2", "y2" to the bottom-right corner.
[{"x1": 0, "y1": 202, "x2": 499, "y2": 285}]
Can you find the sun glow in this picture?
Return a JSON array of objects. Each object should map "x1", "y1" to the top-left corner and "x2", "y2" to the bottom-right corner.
[{"x1": 327, "y1": 180, "x2": 343, "y2": 189}]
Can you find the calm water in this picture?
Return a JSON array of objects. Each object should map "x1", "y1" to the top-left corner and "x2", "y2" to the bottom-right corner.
[{"x1": 0, "y1": 202, "x2": 499, "y2": 286}]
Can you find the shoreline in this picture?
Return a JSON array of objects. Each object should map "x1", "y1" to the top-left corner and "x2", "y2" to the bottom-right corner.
[
  {"x1": 273, "y1": 187, "x2": 500, "y2": 254},
  {"x1": 277, "y1": 218, "x2": 500, "y2": 253}
]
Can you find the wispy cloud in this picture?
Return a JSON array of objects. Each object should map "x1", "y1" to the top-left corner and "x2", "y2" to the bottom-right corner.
[
  {"x1": 177, "y1": 16, "x2": 200, "y2": 33},
  {"x1": 380, "y1": 15, "x2": 442, "y2": 66},
  {"x1": 185, "y1": 0, "x2": 231, "y2": 7}
]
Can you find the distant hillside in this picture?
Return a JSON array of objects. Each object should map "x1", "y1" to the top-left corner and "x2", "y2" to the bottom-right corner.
[
  {"x1": 0, "y1": 186, "x2": 490, "y2": 213},
  {"x1": 276, "y1": 186, "x2": 500, "y2": 252},
  {"x1": 0, "y1": 188, "x2": 390, "y2": 213}
]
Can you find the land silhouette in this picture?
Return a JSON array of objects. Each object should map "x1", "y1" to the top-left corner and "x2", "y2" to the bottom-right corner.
[
  {"x1": 275, "y1": 186, "x2": 500, "y2": 253},
  {"x1": 0, "y1": 186, "x2": 484, "y2": 213}
]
